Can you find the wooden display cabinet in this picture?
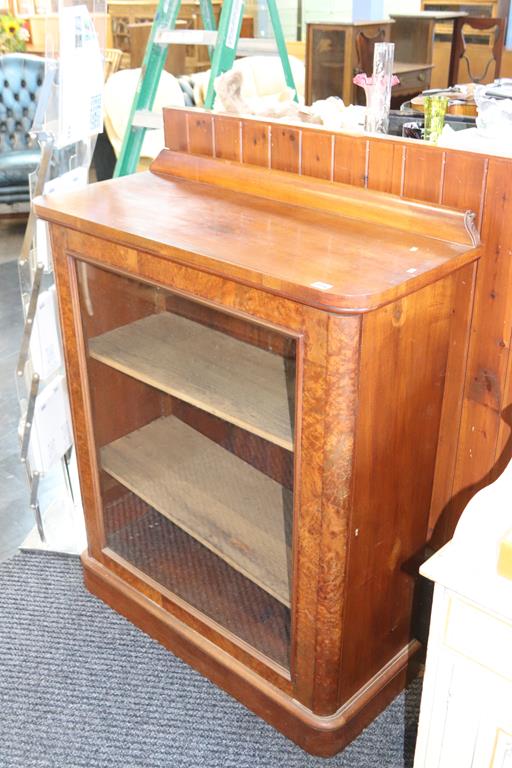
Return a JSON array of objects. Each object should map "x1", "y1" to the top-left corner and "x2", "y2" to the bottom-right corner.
[
  {"x1": 305, "y1": 20, "x2": 435, "y2": 106},
  {"x1": 306, "y1": 20, "x2": 393, "y2": 105},
  {"x1": 35, "y1": 135, "x2": 480, "y2": 756}
]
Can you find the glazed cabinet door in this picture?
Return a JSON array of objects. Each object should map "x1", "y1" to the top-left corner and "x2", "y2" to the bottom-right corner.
[
  {"x1": 307, "y1": 25, "x2": 348, "y2": 104},
  {"x1": 75, "y1": 260, "x2": 297, "y2": 671}
]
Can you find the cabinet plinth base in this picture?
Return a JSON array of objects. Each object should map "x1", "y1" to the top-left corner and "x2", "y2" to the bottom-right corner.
[{"x1": 82, "y1": 551, "x2": 423, "y2": 757}]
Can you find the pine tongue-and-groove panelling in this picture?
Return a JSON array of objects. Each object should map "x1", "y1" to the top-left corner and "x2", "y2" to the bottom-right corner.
[{"x1": 163, "y1": 108, "x2": 512, "y2": 543}]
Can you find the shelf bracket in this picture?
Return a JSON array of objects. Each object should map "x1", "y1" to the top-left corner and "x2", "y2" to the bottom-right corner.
[
  {"x1": 16, "y1": 262, "x2": 45, "y2": 378},
  {"x1": 28, "y1": 470, "x2": 45, "y2": 542},
  {"x1": 19, "y1": 373, "x2": 40, "y2": 464},
  {"x1": 18, "y1": 136, "x2": 54, "y2": 273}
]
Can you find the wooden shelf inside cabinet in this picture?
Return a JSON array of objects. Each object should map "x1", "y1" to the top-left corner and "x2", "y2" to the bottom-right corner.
[
  {"x1": 101, "y1": 415, "x2": 293, "y2": 606},
  {"x1": 89, "y1": 312, "x2": 295, "y2": 451}
]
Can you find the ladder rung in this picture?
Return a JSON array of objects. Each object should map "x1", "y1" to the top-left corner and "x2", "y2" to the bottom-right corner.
[
  {"x1": 237, "y1": 38, "x2": 278, "y2": 55},
  {"x1": 155, "y1": 28, "x2": 278, "y2": 55},
  {"x1": 155, "y1": 29, "x2": 217, "y2": 45},
  {"x1": 132, "y1": 110, "x2": 163, "y2": 129}
]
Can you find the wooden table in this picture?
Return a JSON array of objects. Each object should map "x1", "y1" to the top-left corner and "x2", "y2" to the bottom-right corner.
[{"x1": 34, "y1": 110, "x2": 481, "y2": 756}]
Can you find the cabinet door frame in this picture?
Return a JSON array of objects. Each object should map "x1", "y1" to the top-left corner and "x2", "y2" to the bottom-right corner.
[{"x1": 50, "y1": 225, "x2": 361, "y2": 714}]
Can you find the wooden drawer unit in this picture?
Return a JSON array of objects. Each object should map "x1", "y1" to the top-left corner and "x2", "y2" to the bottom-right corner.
[
  {"x1": 35, "y1": 138, "x2": 480, "y2": 756},
  {"x1": 393, "y1": 63, "x2": 434, "y2": 94}
]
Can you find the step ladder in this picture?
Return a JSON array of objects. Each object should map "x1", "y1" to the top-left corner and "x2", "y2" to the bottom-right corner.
[{"x1": 114, "y1": 0, "x2": 297, "y2": 177}]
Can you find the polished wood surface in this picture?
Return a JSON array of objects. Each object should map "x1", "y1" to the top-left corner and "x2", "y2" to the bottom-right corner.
[
  {"x1": 36, "y1": 157, "x2": 477, "y2": 314},
  {"x1": 152, "y1": 149, "x2": 477, "y2": 247},
  {"x1": 157, "y1": 107, "x2": 512, "y2": 543},
  {"x1": 37, "y1": 126, "x2": 480, "y2": 755}
]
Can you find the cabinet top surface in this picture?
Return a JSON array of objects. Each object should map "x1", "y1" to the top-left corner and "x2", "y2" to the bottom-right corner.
[
  {"x1": 390, "y1": 11, "x2": 468, "y2": 18},
  {"x1": 35, "y1": 167, "x2": 478, "y2": 312}
]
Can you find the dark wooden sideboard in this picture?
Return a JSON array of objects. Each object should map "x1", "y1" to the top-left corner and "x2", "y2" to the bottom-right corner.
[{"x1": 35, "y1": 126, "x2": 481, "y2": 755}]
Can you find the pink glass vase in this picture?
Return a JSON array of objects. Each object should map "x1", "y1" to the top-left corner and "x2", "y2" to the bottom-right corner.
[{"x1": 353, "y1": 42, "x2": 399, "y2": 134}]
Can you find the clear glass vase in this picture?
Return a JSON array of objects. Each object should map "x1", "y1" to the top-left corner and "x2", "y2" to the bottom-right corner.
[{"x1": 353, "y1": 42, "x2": 399, "y2": 135}]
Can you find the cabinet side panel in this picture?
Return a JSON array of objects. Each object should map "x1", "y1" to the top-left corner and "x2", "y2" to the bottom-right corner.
[
  {"x1": 428, "y1": 262, "x2": 477, "y2": 545},
  {"x1": 339, "y1": 274, "x2": 458, "y2": 703}
]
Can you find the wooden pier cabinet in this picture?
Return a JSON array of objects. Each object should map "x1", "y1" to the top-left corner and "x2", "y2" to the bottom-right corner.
[{"x1": 35, "y1": 134, "x2": 480, "y2": 755}]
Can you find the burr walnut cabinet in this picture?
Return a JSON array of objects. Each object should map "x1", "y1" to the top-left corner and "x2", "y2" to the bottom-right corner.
[{"x1": 35, "y1": 142, "x2": 480, "y2": 756}]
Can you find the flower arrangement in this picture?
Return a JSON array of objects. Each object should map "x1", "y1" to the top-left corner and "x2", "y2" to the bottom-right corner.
[{"x1": 0, "y1": 14, "x2": 30, "y2": 54}]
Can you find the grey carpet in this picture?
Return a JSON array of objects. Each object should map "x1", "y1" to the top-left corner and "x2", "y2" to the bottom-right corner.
[{"x1": 0, "y1": 552, "x2": 421, "y2": 768}]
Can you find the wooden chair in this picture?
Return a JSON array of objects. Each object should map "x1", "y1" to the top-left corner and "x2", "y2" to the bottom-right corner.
[
  {"x1": 355, "y1": 29, "x2": 386, "y2": 76},
  {"x1": 448, "y1": 16, "x2": 505, "y2": 86},
  {"x1": 104, "y1": 48, "x2": 124, "y2": 81}
]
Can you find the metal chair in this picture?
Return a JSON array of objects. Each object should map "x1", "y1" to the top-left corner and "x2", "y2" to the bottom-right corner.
[{"x1": 448, "y1": 16, "x2": 505, "y2": 86}]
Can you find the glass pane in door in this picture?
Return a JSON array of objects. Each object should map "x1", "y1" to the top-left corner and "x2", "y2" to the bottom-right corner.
[
  {"x1": 76, "y1": 261, "x2": 296, "y2": 669},
  {"x1": 311, "y1": 27, "x2": 345, "y2": 102}
]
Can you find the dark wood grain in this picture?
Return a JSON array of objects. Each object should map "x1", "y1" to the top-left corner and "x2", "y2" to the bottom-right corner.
[
  {"x1": 213, "y1": 115, "x2": 241, "y2": 162},
  {"x1": 186, "y1": 114, "x2": 214, "y2": 157},
  {"x1": 301, "y1": 130, "x2": 333, "y2": 180},
  {"x1": 270, "y1": 125, "x2": 301, "y2": 174},
  {"x1": 241, "y1": 120, "x2": 270, "y2": 168}
]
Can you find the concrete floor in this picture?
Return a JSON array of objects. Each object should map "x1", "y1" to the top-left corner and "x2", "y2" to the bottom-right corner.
[{"x1": 0, "y1": 220, "x2": 36, "y2": 562}]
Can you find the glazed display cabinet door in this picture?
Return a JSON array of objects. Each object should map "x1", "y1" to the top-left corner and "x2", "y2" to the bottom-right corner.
[
  {"x1": 76, "y1": 262, "x2": 297, "y2": 670},
  {"x1": 307, "y1": 26, "x2": 347, "y2": 103}
]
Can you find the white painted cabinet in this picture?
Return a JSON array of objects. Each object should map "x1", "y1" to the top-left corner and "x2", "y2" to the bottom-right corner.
[{"x1": 414, "y1": 461, "x2": 512, "y2": 768}]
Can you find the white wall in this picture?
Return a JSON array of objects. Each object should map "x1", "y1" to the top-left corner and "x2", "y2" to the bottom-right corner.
[
  {"x1": 254, "y1": 0, "x2": 422, "y2": 41},
  {"x1": 383, "y1": 0, "x2": 421, "y2": 14},
  {"x1": 253, "y1": 0, "x2": 352, "y2": 40}
]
